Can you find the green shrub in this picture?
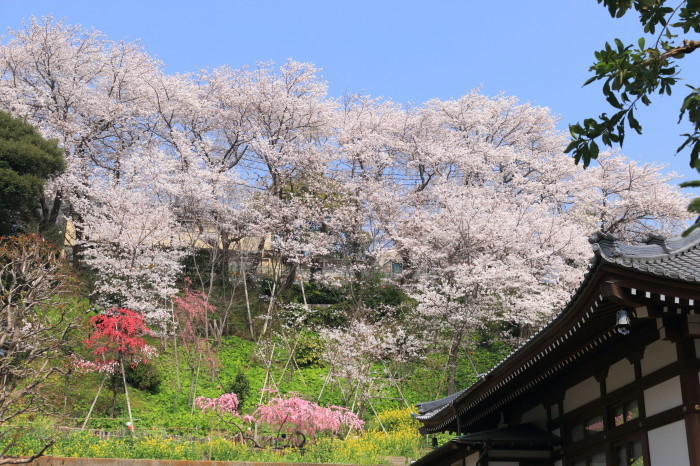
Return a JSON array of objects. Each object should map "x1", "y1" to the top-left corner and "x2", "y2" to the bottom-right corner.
[
  {"x1": 293, "y1": 332, "x2": 324, "y2": 367},
  {"x1": 125, "y1": 362, "x2": 162, "y2": 394},
  {"x1": 226, "y1": 372, "x2": 250, "y2": 408}
]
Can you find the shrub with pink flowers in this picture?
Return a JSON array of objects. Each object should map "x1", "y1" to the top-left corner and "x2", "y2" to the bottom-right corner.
[
  {"x1": 194, "y1": 391, "x2": 364, "y2": 448},
  {"x1": 195, "y1": 393, "x2": 244, "y2": 418},
  {"x1": 255, "y1": 395, "x2": 364, "y2": 439}
]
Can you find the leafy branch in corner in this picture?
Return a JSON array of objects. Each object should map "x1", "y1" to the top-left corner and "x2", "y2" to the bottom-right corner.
[{"x1": 567, "y1": 1, "x2": 700, "y2": 230}]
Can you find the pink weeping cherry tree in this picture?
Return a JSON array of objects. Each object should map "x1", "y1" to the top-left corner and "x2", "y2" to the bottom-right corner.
[{"x1": 196, "y1": 391, "x2": 363, "y2": 448}]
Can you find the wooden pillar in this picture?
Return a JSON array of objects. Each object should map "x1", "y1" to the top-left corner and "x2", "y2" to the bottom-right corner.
[{"x1": 676, "y1": 333, "x2": 700, "y2": 465}]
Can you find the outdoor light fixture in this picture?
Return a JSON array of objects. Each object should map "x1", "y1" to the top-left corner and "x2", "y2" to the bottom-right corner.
[{"x1": 616, "y1": 310, "x2": 631, "y2": 335}]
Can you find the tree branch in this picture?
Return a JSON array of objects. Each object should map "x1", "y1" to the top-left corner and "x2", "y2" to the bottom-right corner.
[{"x1": 663, "y1": 39, "x2": 700, "y2": 58}]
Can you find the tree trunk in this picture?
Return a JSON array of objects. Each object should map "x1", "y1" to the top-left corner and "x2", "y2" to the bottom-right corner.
[
  {"x1": 38, "y1": 191, "x2": 62, "y2": 239},
  {"x1": 309, "y1": 261, "x2": 322, "y2": 283},
  {"x1": 241, "y1": 251, "x2": 255, "y2": 340},
  {"x1": 446, "y1": 333, "x2": 463, "y2": 396},
  {"x1": 258, "y1": 266, "x2": 279, "y2": 340},
  {"x1": 219, "y1": 231, "x2": 232, "y2": 283},
  {"x1": 70, "y1": 213, "x2": 86, "y2": 270},
  {"x1": 244, "y1": 237, "x2": 267, "y2": 275},
  {"x1": 280, "y1": 263, "x2": 298, "y2": 293}
]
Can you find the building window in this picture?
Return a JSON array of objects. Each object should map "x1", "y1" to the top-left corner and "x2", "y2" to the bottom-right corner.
[
  {"x1": 612, "y1": 400, "x2": 639, "y2": 428},
  {"x1": 614, "y1": 438, "x2": 644, "y2": 465},
  {"x1": 570, "y1": 451, "x2": 606, "y2": 466},
  {"x1": 564, "y1": 395, "x2": 649, "y2": 466},
  {"x1": 570, "y1": 414, "x2": 605, "y2": 442}
]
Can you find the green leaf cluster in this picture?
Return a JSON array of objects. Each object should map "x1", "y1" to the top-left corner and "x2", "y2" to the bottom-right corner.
[
  {"x1": 0, "y1": 111, "x2": 64, "y2": 235},
  {"x1": 569, "y1": 1, "x2": 700, "y2": 232}
]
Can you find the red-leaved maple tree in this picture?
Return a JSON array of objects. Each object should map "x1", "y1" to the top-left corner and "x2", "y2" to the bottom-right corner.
[
  {"x1": 76, "y1": 308, "x2": 155, "y2": 431},
  {"x1": 76, "y1": 308, "x2": 155, "y2": 374}
]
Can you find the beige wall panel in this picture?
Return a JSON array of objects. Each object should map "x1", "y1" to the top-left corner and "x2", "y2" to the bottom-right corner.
[
  {"x1": 521, "y1": 403, "x2": 547, "y2": 429},
  {"x1": 641, "y1": 339, "x2": 677, "y2": 376},
  {"x1": 564, "y1": 377, "x2": 600, "y2": 413},
  {"x1": 607, "y1": 358, "x2": 635, "y2": 392},
  {"x1": 648, "y1": 420, "x2": 690, "y2": 466},
  {"x1": 643, "y1": 375, "x2": 683, "y2": 417}
]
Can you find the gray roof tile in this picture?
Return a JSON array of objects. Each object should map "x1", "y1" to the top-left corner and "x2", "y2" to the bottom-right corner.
[{"x1": 590, "y1": 228, "x2": 700, "y2": 282}]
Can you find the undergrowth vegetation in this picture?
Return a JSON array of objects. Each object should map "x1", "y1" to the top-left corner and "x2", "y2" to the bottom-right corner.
[
  {"x1": 3, "y1": 409, "x2": 432, "y2": 464},
  {"x1": 0, "y1": 289, "x2": 510, "y2": 462}
]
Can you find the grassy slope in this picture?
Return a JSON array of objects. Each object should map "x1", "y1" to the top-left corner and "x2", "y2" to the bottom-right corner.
[{"x1": 57, "y1": 333, "x2": 511, "y2": 433}]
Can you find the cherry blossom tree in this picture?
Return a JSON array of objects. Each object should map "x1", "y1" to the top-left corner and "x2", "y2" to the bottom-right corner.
[
  {"x1": 376, "y1": 92, "x2": 691, "y2": 394},
  {"x1": 569, "y1": 151, "x2": 692, "y2": 241},
  {"x1": 76, "y1": 184, "x2": 184, "y2": 326},
  {"x1": 0, "y1": 17, "x2": 161, "y2": 234},
  {"x1": 320, "y1": 318, "x2": 420, "y2": 415},
  {"x1": 0, "y1": 18, "x2": 694, "y2": 407},
  {"x1": 0, "y1": 17, "x2": 182, "y2": 325},
  {"x1": 396, "y1": 184, "x2": 589, "y2": 392},
  {"x1": 196, "y1": 391, "x2": 363, "y2": 448},
  {"x1": 172, "y1": 280, "x2": 218, "y2": 404},
  {"x1": 195, "y1": 392, "x2": 257, "y2": 443},
  {"x1": 255, "y1": 394, "x2": 364, "y2": 445}
]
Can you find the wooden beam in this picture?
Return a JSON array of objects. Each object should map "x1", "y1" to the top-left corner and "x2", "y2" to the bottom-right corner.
[{"x1": 600, "y1": 280, "x2": 625, "y2": 303}]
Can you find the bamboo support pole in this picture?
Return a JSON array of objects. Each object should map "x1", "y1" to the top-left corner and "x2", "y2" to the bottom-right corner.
[{"x1": 81, "y1": 374, "x2": 107, "y2": 431}]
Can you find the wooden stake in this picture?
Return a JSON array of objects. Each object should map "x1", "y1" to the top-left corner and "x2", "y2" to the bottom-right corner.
[
  {"x1": 120, "y1": 360, "x2": 134, "y2": 434},
  {"x1": 317, "y1": 367, "x2": 333, "y2": 403},
  {"x1": 82, "y1": 374, "x2": 107, "y2": 431}
]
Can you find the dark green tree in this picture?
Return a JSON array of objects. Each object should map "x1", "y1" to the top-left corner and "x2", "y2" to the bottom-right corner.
[
  {"x1": 0, "y1": 111, "x2": 65, "y2": 236},
  {"x1": 567, "y1": 1, "x2": 700, "y2": 226}
]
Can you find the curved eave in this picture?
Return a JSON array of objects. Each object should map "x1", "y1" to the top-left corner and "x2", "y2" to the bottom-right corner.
[
  {"x1": 415, "y1": 250, "x2": 700, "y2": 434},
  {"x1": 414, "y1": 256, "x2": 605, "y2": 433},
  {"x1": 415, "y1": 230, "x2": 700, "y2": 434}
]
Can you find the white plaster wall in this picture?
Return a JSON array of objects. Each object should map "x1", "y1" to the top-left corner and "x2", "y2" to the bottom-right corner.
[
  {"x1": 465, "y1": 453, "x2": 479, "y2": 466},
  {"x1": 521, "y1": 403, "x2": 547, "y2": 429},
  {"x1": 641, "y1": 339, "x2": 677, "y2": 376},
  {"x1": 607, "y1": 358, "x2": 635, "y2": 392},
  {"x1": 564, "y1": 377, "x2": 600, "y2": 413},
  {"x1": 648, "y1": 420, "x2": 690, "y2": 465},
  {"x1": 643, "y1": 376, "x2": 683, "y2": 417},
  {"x1": 550, "y1": 403, "x2": 559, "y2": 420}
]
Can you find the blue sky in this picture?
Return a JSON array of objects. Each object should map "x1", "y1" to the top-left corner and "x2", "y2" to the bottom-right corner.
[{"x1": 2, "y1": 0, "x2": 699, "y2": 184}]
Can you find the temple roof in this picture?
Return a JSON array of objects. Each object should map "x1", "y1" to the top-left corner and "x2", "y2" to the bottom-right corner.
[
  {"x1": 411, "y1": 424, "x2": 561, "y2": 466},
  {"x1": 590, "y1": 229, "x2": 700, "y2": 282},
  {"x1": 414, "y1": 228, "x2": 700, "y2": 430}
]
